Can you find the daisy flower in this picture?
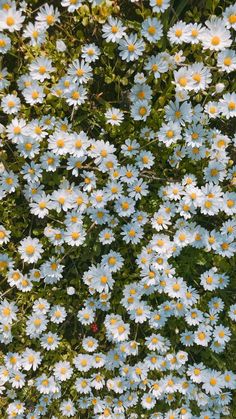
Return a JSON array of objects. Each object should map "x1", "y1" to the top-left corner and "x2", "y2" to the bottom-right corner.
[
  {"x1": 141, "y1": 17, "x2": 163, "y2": 43},
  {"x1": 0, "y1": 33, "x2": 11, "y2": 53},
  {"x1": 22, "y1": 22, "x2": 46, "y2": 46},
  {"x1": 186, "y1": 23, "x2": 204, "y2": 44},
  {"x1": 118, "y1": 33, "x2": 145, "y2": 62},
  {"x1": 60, "y1": 399, "x2": 76, "y2": 417},
  {"x1": 0, "y1": 6, "x2": 25, "y2": 32},
  {"x1": 81, "y1": 43, "x2": 100, "y2": 63},
  {"x1": 200, "y1": 19, "x2": 232, "y2": 51},
  {"x1": 36, "y1": 4, "x2": 60, "y2": 27},
  {"x1": 130, "y1": 100, "x2": 151, "y2": 121},
  {"x1": 61, "y1": 0, "x2": 82, "y2": 13},
  {"x1": 144, "y1": 54, "x2": 168, "y2": 78},
  {"x1": 202, "y1": 370, "x2": 224, "y2": 395},
  {"x1": 104, "y1": 107, "x2": 124, "y2": 126},
  {"x1": 29, "y1": 56, "x2": 55, "y2": 82},
  {"x1": 54, "y1": 361, "x2": 73, "y2": 381},
  {"x1": 217, "y1": 49, "x2": 236, "y2": 73},
  {"x1": 223, "y1": 4, "x2": 236, "y2": 30},
  {"x1": 0, "y1": 225, "x2": 10, "y2": 245},
  {"x1": 18, "y1": 237, "x2": 43, "y2": 264},
  {"x1": 149, "y1": 0, "x2": 170, "y2": 13},
  {"x1": 168, "y1": 21, "x2": 189, "y2": 44},
  {"x1": 65, "y1": 85, "x2": 88, "y2": 107},
  {"x1": 22, "y1": 82, "x2": 45, "y2": 105},
  {"x1": 1, "y1": 94, "x2": 20, "y2": 114},
  {"x1": 40, "y1": 332, "x2": 60, "y2": 351},
  {"x1": 102, "y1": 16, "x2": 126, "y2": 43},
  {"x1": 219, "y1": 92, "x2": 236, "y2": 119},
  {"x1": 68, "y1": 59, "x2": 92, "y2": 84}
]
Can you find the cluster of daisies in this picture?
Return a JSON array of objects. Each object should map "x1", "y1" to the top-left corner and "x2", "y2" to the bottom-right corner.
[{"x1": 0, "y1": 0, "x2": 235, "y2": 418}]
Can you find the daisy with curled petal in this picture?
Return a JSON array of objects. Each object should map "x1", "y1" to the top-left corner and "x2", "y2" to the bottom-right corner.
[{"x1": 18, "y1": 237, "x2": 43, "y2": 264}]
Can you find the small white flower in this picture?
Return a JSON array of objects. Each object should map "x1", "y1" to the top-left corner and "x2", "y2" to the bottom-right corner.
[{"x1": 18, "y1": 237, "x2": 43, "y2": 264}]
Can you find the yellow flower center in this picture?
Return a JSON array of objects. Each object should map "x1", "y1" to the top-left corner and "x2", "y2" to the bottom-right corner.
[
  {"x1": 211, "y1": 36, "x2": 220, "y2": 46},
  {"x1": 224, "y1": 57, "x2": 232, "y2": 66},
  {"x1": 46, "y1": 15, "x2": 55, "y2": 25},
  {"x1": 175, "y1": 29, "x2": 182, "y2": 37},
  {"x1": 128, "y1": 44, "x2": 135, "y2": 52},
  {"x1": 25, "y1": 245, "x2": 35, "y2": 255},
  {"x1": 39, "y1": 66, "x2": 46, "y2": 74},
  {"x1": 148, "y1": 26, "x2": 156, "y2": 35},
  {"x1": 229, "y1": 14, "x2": 236, "y2": 24},
  {"x1": 6, "y1": 16, "x2": 15, "y2": 26}
]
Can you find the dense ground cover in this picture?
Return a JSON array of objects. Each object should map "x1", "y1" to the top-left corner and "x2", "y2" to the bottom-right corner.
[{"x1": 0, "y1": 0, "x2": 235, "y2": 417}]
